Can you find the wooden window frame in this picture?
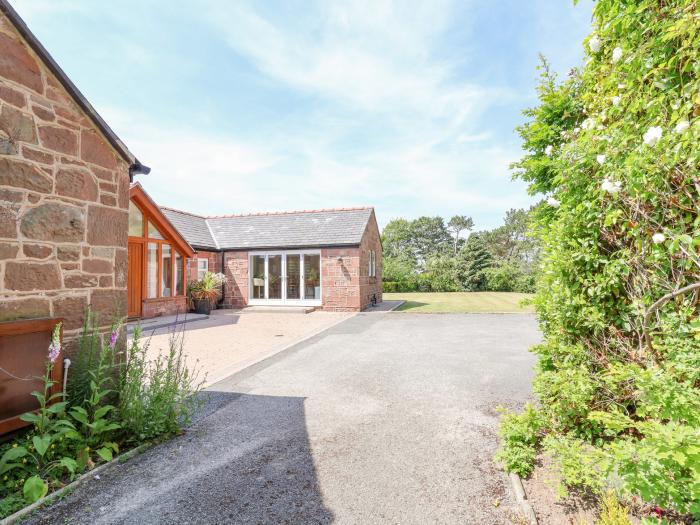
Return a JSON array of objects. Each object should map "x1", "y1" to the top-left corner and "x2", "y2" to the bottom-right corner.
[{"x1": 128, "y1": 202, "x2": 186, "y2": 300}]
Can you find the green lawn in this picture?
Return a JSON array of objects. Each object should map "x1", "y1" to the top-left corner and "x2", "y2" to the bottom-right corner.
[{"x1": 384, "y1": 291, "x2": 535, "y2": 313}]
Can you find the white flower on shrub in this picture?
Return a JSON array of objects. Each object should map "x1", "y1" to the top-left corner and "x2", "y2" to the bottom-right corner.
[
  {"x1": 675, "y1": 120, "x2": 689, "y2": 133},
  {"x1": 574, "y1": 127, "x2": 581, "y2": 134},
  {"x1": 582, "y1": 118, "x2": 594, "y2": 130},
  {"x1": 611, "y1": 47, "x2": 623, "y2": 63},
  {"x1": 547, "y1": 196, "x2": 560, "y2": 208},
  {"x1": 596, "y1": 154, "x2": 606, "y2": 165},
  {"x1": 643, "y1": 126, "x2": 663, "y2": 146},
  {"x1": 618, "y1": 83, "x2": 625, "y2": 90},
  {"x1": 601, "y1": 178, "x2": 621, "y2": 194},
  {"x1": 652, "y1": 233, "x2": 666, "y2": 244},
  {"x1": 612, "y1": 96, "x2": 621, "y2": 106},
  {"x1": 544, "y1": 145, "x2": 553, "y2": 156},
  {"x1": 588, "y1": 35, "x2": 601, "y2": 53}
]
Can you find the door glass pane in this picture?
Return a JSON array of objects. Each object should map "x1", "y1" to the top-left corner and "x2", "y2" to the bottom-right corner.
[
  {"x1": 251, "y1": 256, "x2": 265, "y2": 299},
  {"x1": 175, "y1": 252, "x2": 184, "y2": 296},
  {"x1": 161, "y1": 244, "x2": 172, "y2": 297},
  {"x1": 304, "y1": 254, "x2": 320, "y2": 300},
  {"x1": 128, "y1": 202, "x2": 143, "y2": 237},
  {"x1": 147, "y1": 242, "x2": 157, "y2": 298},
  {"x1": 268, "y1": 255, "x2": 282, "y2": 299},
  {"x1": 148, "y1": 221, "x2": 164, "y2": 239},
  {"x1": 286, "y1": 254, "x2": 300, "y2": 300}
]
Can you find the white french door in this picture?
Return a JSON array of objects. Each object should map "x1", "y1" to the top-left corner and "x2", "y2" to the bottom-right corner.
[{"x1": 249, "y1": 250, "x2": 321, "y2": 306}]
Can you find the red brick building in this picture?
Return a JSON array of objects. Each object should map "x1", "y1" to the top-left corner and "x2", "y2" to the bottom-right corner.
[
  {"x1": 163, "y1": 207, "x2": 383, "y2": 312},
  {"x1": 0, "y1": 2, "x2": 148, "y2": 337}
]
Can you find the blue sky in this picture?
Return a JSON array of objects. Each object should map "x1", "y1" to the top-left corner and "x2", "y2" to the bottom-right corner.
[{"x1": 14, "y1": 0, "x2": 594, "y2": 229}]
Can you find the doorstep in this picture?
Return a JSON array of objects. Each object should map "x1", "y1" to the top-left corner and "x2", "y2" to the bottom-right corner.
[
  {"x1": 126, "y1": 313, "x2": 209, "y2": 335},
  {"x1": 240, "y1": 306, "x2": 316, "y2": 314}
]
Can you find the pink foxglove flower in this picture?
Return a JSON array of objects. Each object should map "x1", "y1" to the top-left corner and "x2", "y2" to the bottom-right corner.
[
  {"x1": 48, "y1": 322, "x2": 62, "y2": 363},
  {"x1": 109, "y1": 328, "x2": 120, "y2": 349}
]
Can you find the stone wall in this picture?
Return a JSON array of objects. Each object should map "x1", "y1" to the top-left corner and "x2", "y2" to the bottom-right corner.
[
  {"x1": 142, "y1": 296, "x2": 187, "y2": 319},
  {"x1": 321, "y1": 247, "x2": 361, "y2": 311},
  {"x1": 0, "y1": 13, "x2": 131, "y2": 342},
  {"x1": 358, "y1": 211, "x2": 383, "y2": 310},
  {"x1": 188, "y1": 250, "x2": 221, "y2": 283},
  {"x1": 222, "y1": 251, "x2": 248, "y2": 308}
]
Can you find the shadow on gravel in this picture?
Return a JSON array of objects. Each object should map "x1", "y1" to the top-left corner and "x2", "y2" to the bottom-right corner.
[{"x1": 24, "y1": 391, "x2": 333, "y2": 525}]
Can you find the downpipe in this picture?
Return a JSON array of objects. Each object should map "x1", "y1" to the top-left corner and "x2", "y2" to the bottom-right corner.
[{"x1": 62, "y1": 357, "x2": 71, "y2": 398}]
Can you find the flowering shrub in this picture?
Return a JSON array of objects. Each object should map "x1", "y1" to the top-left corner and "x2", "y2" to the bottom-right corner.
[
  {"x1": 0, "y1": 312, "x2": 201, "y2": 518},
  {"x1": 499, "y1": 0, "x2": 700, "y2": 518}
]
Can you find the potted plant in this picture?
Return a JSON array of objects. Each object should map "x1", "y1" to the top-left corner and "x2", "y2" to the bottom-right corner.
[{"x1": 189, "y1": 272, "x2": 226, "y2": 315}]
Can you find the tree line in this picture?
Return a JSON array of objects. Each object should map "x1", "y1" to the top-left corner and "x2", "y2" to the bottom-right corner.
[{"x1": 381, "y1": 208, "x2": 538, "y2": 293}]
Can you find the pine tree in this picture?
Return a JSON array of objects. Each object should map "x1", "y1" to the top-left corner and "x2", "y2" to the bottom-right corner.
[{"x1": 456, "y1": 234, "x2": 492, "y2": 291}]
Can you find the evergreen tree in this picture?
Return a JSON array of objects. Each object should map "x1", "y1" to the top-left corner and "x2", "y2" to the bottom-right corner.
[{"x1": 456, "y1": 234, "x2": 492, "y2": 291}]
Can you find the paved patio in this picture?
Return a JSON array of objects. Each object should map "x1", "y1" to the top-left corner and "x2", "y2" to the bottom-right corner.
[{"x1": 133, "y1": 308, "x2": 353, "y2": 387}]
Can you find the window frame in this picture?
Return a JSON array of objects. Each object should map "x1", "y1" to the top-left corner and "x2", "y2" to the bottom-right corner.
[
  {"x1": 368, "y1": 249, "x2": 376, "y2": 278},
  {"x1": 197, "y1": 258, "x2": 209, "y2": 280},
  {"x1": 128, "y1": 201, "x2": 187, "y2": 300}
]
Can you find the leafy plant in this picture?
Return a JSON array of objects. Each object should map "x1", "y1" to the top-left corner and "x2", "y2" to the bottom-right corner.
[
  {"x1": 2, "y1": 324, "x2": 79, "y2": 503},
  {"x1": 596, "y1": 491, "x2": 632, "y2": 525},
  {"x1": 69, "y1": 326, "x2": 122, "y2": 466},
  {"x1": 495, "y1": 404, "x2": 543, "y2": 477},
  {"x1": 502, "y1": 0, "x2": 700, "y2": 518},
  {"x1": 189, "y1": 271, "x2": 226, "y2": 303},
  {"x1": 117, "y1": 326, "x2": 203, "y2": 443}
]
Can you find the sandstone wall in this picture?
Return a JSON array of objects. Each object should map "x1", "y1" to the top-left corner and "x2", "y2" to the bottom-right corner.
[{"x1": 0, "y1": 13, "x2": 131, "y2": 342}]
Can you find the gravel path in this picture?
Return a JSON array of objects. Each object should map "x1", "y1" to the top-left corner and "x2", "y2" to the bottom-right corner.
[{"x1": 24, "y1": 313, "x2": 540, "y2": 525}]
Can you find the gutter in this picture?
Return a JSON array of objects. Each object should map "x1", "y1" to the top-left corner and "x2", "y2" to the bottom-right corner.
[{"x1": 0, "y1": 0, "x2": 150, "y2": 180}]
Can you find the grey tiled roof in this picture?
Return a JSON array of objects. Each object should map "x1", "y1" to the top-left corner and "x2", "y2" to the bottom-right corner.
[
  {"x1": 160, "y1": 207, "x2": 373, "y2": 251},
  {"x1": 161, "y1": 208, "x2": 217, "y2": 250}
]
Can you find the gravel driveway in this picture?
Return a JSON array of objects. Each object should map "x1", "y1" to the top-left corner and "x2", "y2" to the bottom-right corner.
[{"x1": 24, "y1": 313, "x2": 540, "y2": 525}]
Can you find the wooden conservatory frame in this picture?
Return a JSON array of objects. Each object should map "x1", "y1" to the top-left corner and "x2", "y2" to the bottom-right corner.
[{"x1": 128, "y1": 184, "x2": 194, "y2": 318}]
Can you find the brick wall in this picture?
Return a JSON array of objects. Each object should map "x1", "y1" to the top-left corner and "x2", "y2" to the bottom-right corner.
[
  {"x1": 187, "y1": 250, "x2": 221, "y2": 282},
  {"x1": 142, "y1": 296, "x2": 187, "y2": 319},
  {"x1": 321, "y1": 247, "x2": 361, "y2": 311},
  {"x1": 222, "y1": 251, "x2": 248, "y2": 308},
  {"x1": 358, "y1": 211, "x2": 383, "y2": 310},
  {"x1": 0, "y1": 13, "x2": 130, "y2": 342}
]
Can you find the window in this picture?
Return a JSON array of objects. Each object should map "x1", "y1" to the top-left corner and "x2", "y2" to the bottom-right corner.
[
  {"x1": 304, "y1": 254, "x2": 321, "y2": 300},
  {"x1": 368, "y1": 250, "x2": 376, "y2": 278},
  {"x1": 128, "y1": 202, "x2": 143, "y2": 236},
  {"x1": 147, "y1": 242, "x2": 158, "y2": 298},
  {"x1": 148, "y1": 221, "x2": 164, "y2": 240},
  {"x1": 197, "y1": 258, "x2": 208, "y2": 280},
  {"x1": 175, "y1": 253, "x2": 184, "y2": 296},
  {"x1": 129, "y1": 193, "x2": 189, "y2": 304},
  {"x1": 161, "y1": 244, "x2": 172, "y2": 297}
]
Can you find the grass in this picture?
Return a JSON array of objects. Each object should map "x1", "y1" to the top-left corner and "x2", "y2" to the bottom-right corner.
[{"x1": 384, "y1": 291, "x2": 535, "y2": 313}]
